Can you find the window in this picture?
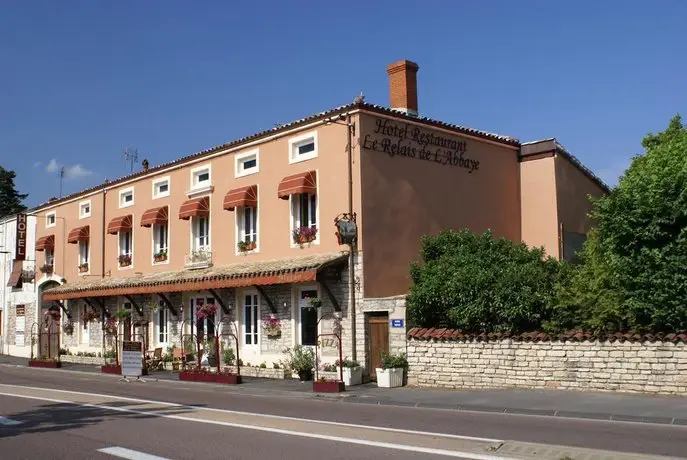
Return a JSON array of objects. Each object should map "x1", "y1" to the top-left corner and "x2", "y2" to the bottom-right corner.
[
  {"x1": 45, "y1": 248, "x2": 54, "y2": 267},
  {"x1": 238, "y1": 206, "x2": 257, "y2": 248},
  {"x1": 190, "y1": 297, "x2": 215, "y2": 338},
  {"x1": 299, "y1": 289, "x2": 318, "y2": 346},
  {"x1": 157, "y1": 305, "x2": 168, "y2": 344},
  {"x1": 152, "y1": 177, "x2": 170, "y2": 199},
  {"x1": 243, "y1": 293, "x2": 258, "y2": 346},
  {"x1": 79, "y1": 200, "x2": 91, "y2": 219},
  {"x1": 79, "y1": 240, "x2": 89, "y2": 264},
  {"x1": 153, "y1": 223, "x2": 168, "y2": 262},
  {"x1": 292, "y1": 193, "x2": 317, "y2": 237},
  {"x1": 289, "y1": 131, "x2": 318, "y2": 163},
  {"x1": 119, "y1": 188, "x2": 134, "y2": 208},
  {"x1": 46, "y1": 212, "x2": 56, "y2": 228},
  {"x1": 235, "y1": 150, "x2": 259, "y2": 177},
  {"x1": 119, "y1": 230, "x2": 132, "y2": 256},
  {"x1": 191, "y1": 165, "x2": 211, "y2": 189},
  {"x1": 193, "y1": 216, "x2": 209, "y2": 250}
]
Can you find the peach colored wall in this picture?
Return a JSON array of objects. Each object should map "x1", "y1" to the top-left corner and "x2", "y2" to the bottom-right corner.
[
  {"x1": 33, "y1": 118, "x2": 361, "y2": 282},
  {"x1": 359, "y1": 113, "x2": 521, "y2": 298},
  {"x1": 520, "y1": 156, "x2": 560, "y2": 259},
  {"x1": 555, "y1": 155, "x2": 606, "y2": 236}
]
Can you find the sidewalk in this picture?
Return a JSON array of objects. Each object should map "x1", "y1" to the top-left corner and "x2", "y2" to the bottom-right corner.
[{"x1": 2, "y1": 354, "x2": 686, "y2": 426}]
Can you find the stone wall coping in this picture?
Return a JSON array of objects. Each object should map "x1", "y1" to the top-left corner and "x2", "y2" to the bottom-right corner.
[{"x1": 407, "y1": 327, "x2": 687, "y2": 344}]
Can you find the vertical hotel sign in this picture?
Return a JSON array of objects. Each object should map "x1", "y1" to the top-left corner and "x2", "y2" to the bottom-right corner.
[{"x1": 15, "y1": 213, "x2": 27, "y2": 261}]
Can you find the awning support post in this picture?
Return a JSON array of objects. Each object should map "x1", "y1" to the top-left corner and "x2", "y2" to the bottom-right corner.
[
  {"x1": 157, "y1": 293, "x2": 178, "y2": 317},
  {"x1": 316, "y1": 276, "x2": 341, "y2": 312},
  {"x1": 123, "y1": 295, "x2": 143, "y2": 317},
  {"x1": 253, "y1": 285, "x2": 277, "y2": 314},
  {"x1": 53, "y1": 300, "x2": 71, "y2": 320},
  {"x1": 207, "y1": 289, "x2": 229, "y2": 315}
]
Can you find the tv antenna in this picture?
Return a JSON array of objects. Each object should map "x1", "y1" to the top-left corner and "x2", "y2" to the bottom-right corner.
[
  {"x1": 58, "y1": 166, "x2": 65, "y2": 198},
  {"x1": 123, "y1": 147, "x2": 139, "y2": 173}
]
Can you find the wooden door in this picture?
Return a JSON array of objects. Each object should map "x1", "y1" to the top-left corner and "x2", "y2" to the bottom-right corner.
[{"x1": 368, "y1": 315, "x2": 389, "y2": 380}]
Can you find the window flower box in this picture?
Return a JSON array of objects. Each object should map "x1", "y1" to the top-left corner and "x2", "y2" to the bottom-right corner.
[
  {"x1": 101, "y1": 365, "x2": 121, "y2": 375},
  {"x1": 118, "y1": 254, "x2": 132, "y2": 267},
  {"x1": 312, "y1": 379, "x2": 345, "y2": 393},
  {"x1": 29, "y1": 359, "x2": 62, "y2": 369},
  {"x1": 292, "y1": 226, "x2": 317, "y2": 245},
  {"x1": 39, "y1": 263, "x2": 54, "y2": 274},
  {"x1": 153, "y1": 250, "x2": 168, "y2": 263},
  {"x1": 237, "y1": 240, "x2": 256, "y2": 253},
  {"x1": 78, "y1": 263, "x2": 89, "y2": 273},
  {"x1": 179, "y1": 370, "x2": 241, "y2": 385}
]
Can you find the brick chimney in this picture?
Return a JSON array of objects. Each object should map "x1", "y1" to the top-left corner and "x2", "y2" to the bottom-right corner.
[{"x1": 386, "y1": 60, "x2": 419, "y2": 117}]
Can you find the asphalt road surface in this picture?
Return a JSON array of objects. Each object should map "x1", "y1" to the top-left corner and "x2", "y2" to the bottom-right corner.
[{"x1": 1, "y1": 365, "x2": 685, "y2": 459}]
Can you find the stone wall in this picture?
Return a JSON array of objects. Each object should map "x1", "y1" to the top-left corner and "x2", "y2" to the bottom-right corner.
[
  {"x1": 356, "y1": 293, "x2": 407, "y2": 372},
  {"x1": 407, "y1": 332, "x2": 687, "y2": 395},
  {"x1": 60, "y1": 355, "x2": 104, "y2": 365}
]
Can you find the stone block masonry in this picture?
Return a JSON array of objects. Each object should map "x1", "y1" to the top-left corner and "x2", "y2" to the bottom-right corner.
[{"x1": 407, "y1": 328, "x2": 687, "y2": 395}]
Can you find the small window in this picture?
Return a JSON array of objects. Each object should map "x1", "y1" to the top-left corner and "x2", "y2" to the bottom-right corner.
[
  {"x1": 193, "y1": 215, "x2": 210, "y2": 250},
  {"x1": 193, "y1": 167, "x2": 211, "y2": 188},
  {"x1": 153, "y1": 223, "x2": 169, "y2": 263},
  {"x1": 235, "y1": 150, "x2": 259, "y2": 177},
  {"x1": 289, "y1": 131, "x2": 318, "y2": 163},
  {"x1": 46, "y1": 212, "x2": 56, "y2": 228},
  {"x1": 152, "y1": 177, "x2": 170, "y2": 199},
  {"x1": 79, "y1": 201, "x2": 91, "y2": 219},
  {"x1": 119, "y1": 188, "x2": 134, "y2": 208}
]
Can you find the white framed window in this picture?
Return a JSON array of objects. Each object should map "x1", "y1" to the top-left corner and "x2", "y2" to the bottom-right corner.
[
  {"x1": 78, "y1": 240, "x2": 89, "y2": 269},
  {"x1": 152, "y1": 176, "x2": 170, "y2": 199},
  {"x1": 119, "y1": 230, "x2": 132, "y2": 256},
  {"x1": 298, "y1": 288, "x2": 318, "y2": 347},
  {"x1": 190, "y1": 164, "x2": 211, "y2": 189},
  {"x1": 153, "y1": 223, "x2": 169, "y2": 263},
  {"x1": 235, "y1": 150, "x2": 259, "y2": 178},
  {"x1": 119, "y1": 187, "x2": 134, "y2": 208},
  {"x1": 192, "y1": 215, "x2": 210, "y2": 251},
  {"x1": 46, "y1": 212, "x2": 56, "y2": 228},
  {"x1": 81, "y1": 304, "x2": 90, "y2": 345},
  {"x1": 157, "y1": 304, "x2": 168, "y2": 345},
  {"x1": 79, "y1": 200, "x2": 91, "y2": 219},
  {"x1": 45, "y1": 248, "x2": 54, "y2": 267},
  {"x1": 190, "y1": 297, "x2": 216, "y2": 338},
  {"x1": 242, "y1": 292, "x2": 259, "y2": 346},
  {"x1": 237, "y1": 206, "x2": 258, "y2": 252},
  {"x1": 291, "y1": 193, "x2": 318, "y2": 244},
  {"x1": 288, "y1": 131, "x2": 318, "y2": 164}
]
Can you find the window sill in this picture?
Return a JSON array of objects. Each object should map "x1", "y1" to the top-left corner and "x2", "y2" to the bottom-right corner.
[
  {"x1": 78, "y1": 214, "x2": 91, "y2": 220},
  {"x1": 152, "y1": 259, "x2": 170, "y2": 266},
  {"x1": 235, "y1": 169, "x2": 258, "y2": 179},
  {"x1": 152, "y1": 193, "x2": 170, "y2": 200},
  {"x1": 290, "y1": 239, "x2": 320, "y2": 249},
  {"x1": 118, "y1": 265, "x2": 134, "y2": 271},
  {"x1": 186, "y1": 185, "x2": 214, "y2": 198},
  {"x1": 236, "y1": 248, "x2": 259, "y2": 256},
  {"x1": 288, "y1": 154, "x2": 317, "y2": 165},
  {"x1": 119, "y1": 202, "x2": 134, "y2": 209}
]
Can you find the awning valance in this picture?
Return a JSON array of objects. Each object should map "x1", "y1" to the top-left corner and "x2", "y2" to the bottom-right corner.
[
  {"x1": 141, "y1": 206, "x2": 169, "y2": 227},
  {"x1": 107, "y1": 215, "x2": 132, "y2": 235},
  {"x1": 6, "y1": 260, "x2": 23, "y2": 288},
  {"x1": 67, "y1": 225, "x2": 90, "y2": 244},
  {"x1": 223, "y1": 185, "x2": 258, "y2": 211},
  {"x1": 36, "y1": 235, "x2": 55, "y2": 252},
  {"x1": 179, "y1": 196, "x2": 210, "y2": 220},
  {"x1": 41, "y1": 252, "x2": 348, "y2": 301},
  {"x1": 277, "y1": 171, "x2": 317, "y2": 199}
]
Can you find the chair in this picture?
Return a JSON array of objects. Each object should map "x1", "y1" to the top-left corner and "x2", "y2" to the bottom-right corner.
[
  {"x1": 172, "y1": 347, "x2": 184, "y2": 371},
  {"x1": 145, "y1": 347, "x2": 163, "y2": 371}
]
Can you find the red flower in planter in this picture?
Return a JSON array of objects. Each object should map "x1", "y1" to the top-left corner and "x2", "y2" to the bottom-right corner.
[{"x1": 196, "y1": 304, "x2": 217, "y2": 320}]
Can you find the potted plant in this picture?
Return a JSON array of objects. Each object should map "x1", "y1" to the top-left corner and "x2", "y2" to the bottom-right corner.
[
  {"x1": 292, "y1": 226, "x2": 318, "y2": 245},
  {"x1": 223, "y1": 347, "x2": 235, "y2": 367},
  {"x1": 62, "y1": 321, "x2": 75, "y2": 335},
  {"x1": 283, "y1": 345, "x2": 315, "y2": 381},
  {"x1": 115, "y1": 309, "x2": 131, "y2": 321},
  {"x1": 153, "y1": 249, "x2": 168, "y2": 263},
  {"x1": 262, "y1": 315, "x2": 281, "y2": 338},
  {"x1": 313, "y1": 376, "x2": 345, "y2": 393},
  {"x1": 82, "y1": 308, "x2": 100, "y2": 323},
  {"x1": 336, "y1": 357, "x2": 363, "y2": 386},
  {"x1": 205, "y1": 338, "x2": 218, "y2": 367},
  {"x1": 237, "y1": 240, "x2": 257, "y2": 253},
  {"x1": 39, "y1": 263, "x2": 54, "y2": 274},
  {"x1": 118, "y1": 254, "x2": 132, "y2": 267},
  {"x1": 376, "y1": 352, "x2": 408, "y2": 388},
  {"x1": 78, "y1": 262, "x2": 89, "y2": 273}
]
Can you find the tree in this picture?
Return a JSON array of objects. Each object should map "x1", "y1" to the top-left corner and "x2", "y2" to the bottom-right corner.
[
  {"x1": 0, "y1": 166, "x2": 28, "y2": 218},
  {"x1": 406, "y1": 229, "x2": 561, "y2": 333},
  {"x1": 553, "y1": 115, "x2": 687, "y2": 333}
]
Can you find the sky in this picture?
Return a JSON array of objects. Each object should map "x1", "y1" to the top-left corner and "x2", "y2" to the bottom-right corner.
[{"x1": 1, "y1": 0, "x2": 685, "y2": 208}]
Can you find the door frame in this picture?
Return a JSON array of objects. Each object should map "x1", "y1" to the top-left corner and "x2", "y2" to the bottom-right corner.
[
  {"x1": 294, "y1": 285, "x2": 319, "y2": 350},
  {"x1": 366, "y1": 312, "x2": 390, "y2": 380}
]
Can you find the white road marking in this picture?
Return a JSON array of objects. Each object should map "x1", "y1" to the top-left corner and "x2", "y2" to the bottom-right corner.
[
  {"x1": 97, "y1": 447, "x2": 170, "y2": 460},
  {"x1": 0, "y1": 383, "x2": 500, "y2": 443},
  {"x1": 0, "y1": 387, "x2": 513, "y2": 459},
  {"x1": 0, "y1": 416, "x2": 22, "y2": 426}
]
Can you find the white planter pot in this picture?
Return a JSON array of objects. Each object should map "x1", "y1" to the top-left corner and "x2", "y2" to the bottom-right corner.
[
  {"x1": 340, "y1": 366, "x2": 363, "y2": 386},
  {"x1": 376, "y1": 367, "x2": 404, "y2": 388}
]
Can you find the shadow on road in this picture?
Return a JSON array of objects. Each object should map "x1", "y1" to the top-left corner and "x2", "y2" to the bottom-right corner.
[{"x1": 0, "y1": 400, "x2": 203, "y2": 439}]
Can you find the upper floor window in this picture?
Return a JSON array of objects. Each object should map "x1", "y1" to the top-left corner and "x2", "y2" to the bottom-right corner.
[
  {"x1": 78, "y1": 240, "x2": 89, "y2": 272},
  {"x1": 193, "y1": 215, "x2": 210, "y2": 251},
  {"x1": 152, "y1": 177, "x2": 170, "y2": 199},
  {"x1": 119, "y1": 188, "x2": 134, "y2": 208},
  {"x1": 153, "y1": 223, "x2": 169, "y2": 263},
  {"x1": 291, "y1": 193, "x2": 318, "y2": 245},
  {"x1": 45, "y1": 248, "x2": 54, "y2": 267},
  {"x1": 235, "y1": 150, "x2": 259, "y2": 178},
  {"x1": 119, "y1": 230, "x2": 132, "y2": 256},
  {"x1": 191, "y1": 165, "x2": 211, "y2": 190},
  {"x1": 46, "y1": 212, "x2": 56, "y2": 228},
  {"x1": 237, "y1": 206, "x2": 258, "y2": 252},
  {"x1": 79, "y1": 200, "x2": 91, "y2": 219},
  {"x1": 289, "y1": 131, "x2": 318, "y2": 164}
]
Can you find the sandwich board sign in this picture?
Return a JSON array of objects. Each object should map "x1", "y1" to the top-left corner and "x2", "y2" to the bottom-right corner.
[{"x1": 120, "y1": 341, "x2": 145, "y2": 382}]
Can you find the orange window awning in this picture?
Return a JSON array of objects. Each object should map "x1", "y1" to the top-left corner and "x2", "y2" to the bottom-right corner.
[
  {"x1": 6, "y1": 260, "x2": 23, "y2": 288},
  {"x1": 277, "y1": 171, "x2": 317, "y2": 200},
  {"x1": 35, "y1": 235, "x2": 55, "y2": 252},
  {"x1": 179, "y1": 196, "x2": 210, "y2": 220},
  {"x1": 223, "y1": 185, "x2": 258, "y2": 211},
  {"x1": 67, "y1": 225, "x2": 90, "y2": 244},
  {"x1": 107, "y1": 215, "x2": 132, "y2": 235},
  {"x1": 140, "y1": 206, "x2": 169, "y2": 227}
]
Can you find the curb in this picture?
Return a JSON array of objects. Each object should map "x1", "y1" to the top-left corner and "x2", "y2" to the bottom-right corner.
[{"x1": 2, "y1": 362, "x2": 686, "y2": 427}]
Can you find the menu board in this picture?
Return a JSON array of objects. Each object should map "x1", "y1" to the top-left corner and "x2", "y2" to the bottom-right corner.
[{"x1": 121, "y1": 341, "x2": 143, "y2": 377}]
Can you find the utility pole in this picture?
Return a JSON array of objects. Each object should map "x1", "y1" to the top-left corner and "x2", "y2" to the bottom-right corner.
[{"x1": 58, "y1": 167, "x2": 65, "y2": 198}]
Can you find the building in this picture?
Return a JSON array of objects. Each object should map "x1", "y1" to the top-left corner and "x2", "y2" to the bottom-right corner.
[
  {"x1": 27, "y1": 60, "x2": 607, "y2": 377},
  {"x1": 1, "y1": 213, "x2": 38, "y2": 357}
]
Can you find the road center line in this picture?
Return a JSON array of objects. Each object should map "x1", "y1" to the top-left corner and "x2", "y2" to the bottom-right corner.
[
  {"x1": 97, "y1": 447, "x2": 170, "y2": 460},
  {"x1": 0, "y1": 388, "x2": 512, "y2": 460},
  {"x1": 0, "y1": 416, "x2": 23, "y2": 426}
]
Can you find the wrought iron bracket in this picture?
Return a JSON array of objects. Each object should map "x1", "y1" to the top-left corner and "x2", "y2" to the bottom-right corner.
[
  {"x1": 207, "y1": 289, "x2": 229, "y2": 315},
  {"x1": 53, "y1": 300, "x2": 71, "y2": 320},
  {"x1": 253, "y1": 285, "x2": 277, "y2": 314},
  {"x1": 123, "y1": 295, "x2": 143, "y2": 317},
  {"x1": 316, "y1": 275, "x2": 341, "y2": 312},
  {"x1": 157, "y1": 293, "x2": 178, "y2": 317}
]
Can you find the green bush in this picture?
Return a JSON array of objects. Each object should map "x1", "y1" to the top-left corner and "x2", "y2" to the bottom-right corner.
[
  {"x1": 407, "y1": 229, "x2": 561, "y2": 333},
  {"x1": 380, "y1": 352, "x2": 408, "y2": 370}
]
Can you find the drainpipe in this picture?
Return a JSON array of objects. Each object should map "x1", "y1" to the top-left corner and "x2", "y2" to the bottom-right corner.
[
  {"x1": 347, "y1": 116, "x2": 357, "y2": 362},
  {"x1": 101, "y1": 189, "x2": 107, "y2": 358}
]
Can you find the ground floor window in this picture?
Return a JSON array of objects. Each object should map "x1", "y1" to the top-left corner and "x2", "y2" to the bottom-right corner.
[
  {"x1": 243, "y1": 293, "x2": 259, "y2": 346},
  {"x1": 190, "y1": 297, "x2": 216, "y2": 338},
  {"x1": 299, "y1": 288, "x2": 318, "y2": 346},
  {"x1": 157, "y1": 304, "x2": 168, "y2": 344}
]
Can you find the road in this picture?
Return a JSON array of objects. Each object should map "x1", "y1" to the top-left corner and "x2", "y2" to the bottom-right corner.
[{"x1": 0, "y1": 365, "x2": 685, "y2": 459}]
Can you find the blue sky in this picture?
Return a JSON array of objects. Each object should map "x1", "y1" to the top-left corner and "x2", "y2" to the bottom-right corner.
[{"x1": 2, "y1": 1, "x2": 685, "y2": 207}]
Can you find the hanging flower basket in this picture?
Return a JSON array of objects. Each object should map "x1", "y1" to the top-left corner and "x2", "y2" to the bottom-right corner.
[
  {"x1": 83, "y1": 309, "x2": 100, "y2": 323},
  {"x1": 103, "y1": 317, "x2": 118, "y2": 336},
  {"x1": 262, "y1": 315, "x2": 281, "y2": 338},
  {"x1": 304, "y1": 297, "x2": 322, "y2": 309},
  {"x1": 196, "y1": 304, "x2": 217, "y2": 320},
  {"x1": 292, "y1": 226, "x2": 318, "y2": 245},
  {"x1": 62, "y1": 322, "x2": 75, "y2": 335}
]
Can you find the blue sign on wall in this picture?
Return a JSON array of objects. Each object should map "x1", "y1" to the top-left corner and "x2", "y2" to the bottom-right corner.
[{"x1": 391, "y1": 319, "x2": 404, "y2": 328}]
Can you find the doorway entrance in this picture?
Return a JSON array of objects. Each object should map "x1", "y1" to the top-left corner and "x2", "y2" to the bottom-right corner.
[{"x1": 367, "y1": 312, "x2": 389, "y2": 380}]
